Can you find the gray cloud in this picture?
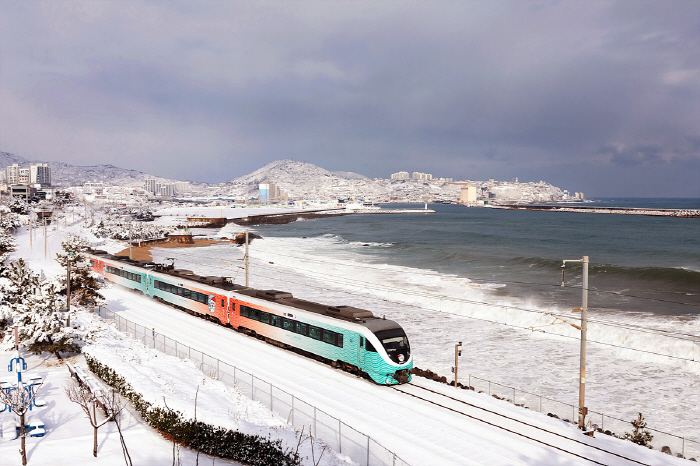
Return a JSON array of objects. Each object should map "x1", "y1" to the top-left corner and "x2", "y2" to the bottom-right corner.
[{"x1": 0, "y1": 0, "x2": 698, "y2": 196}]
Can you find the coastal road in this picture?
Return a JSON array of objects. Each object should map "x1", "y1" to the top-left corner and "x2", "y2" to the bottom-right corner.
[{"x1": 99, "y1": 287, "x2": 684, "y2": 466}]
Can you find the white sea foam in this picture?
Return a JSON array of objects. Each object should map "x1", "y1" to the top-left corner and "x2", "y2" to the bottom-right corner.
[{"x1": 151, "y1": 231, "x2": 700, "y2": 443}]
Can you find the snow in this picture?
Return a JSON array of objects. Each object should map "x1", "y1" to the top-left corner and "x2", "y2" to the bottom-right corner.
[
  {"x1": 0, "y1": 350, "x2": 244, "y2": 466},
  {"x1": 2, "y1": 206, "x2": 696, "y2": 465}
]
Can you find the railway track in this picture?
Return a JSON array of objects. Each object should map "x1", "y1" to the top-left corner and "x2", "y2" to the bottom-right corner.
[{"x1": 392, "y1": 383, "x2": 653, "y2": 466}]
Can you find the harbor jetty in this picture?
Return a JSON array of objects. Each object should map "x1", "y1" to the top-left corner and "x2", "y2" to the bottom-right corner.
[
  {"x1": 493, "y1": 204, "x2": 700, "y2": 218},
  {"x1": 233, "y1": 206, "x2": 435, "y2": 226}
]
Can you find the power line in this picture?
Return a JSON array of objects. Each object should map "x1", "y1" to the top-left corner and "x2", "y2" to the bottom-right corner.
[
  {"x1": 207, "y1": 246, "x2": 698, "y2": 307},
  {"x1": 158, "y1": 248, "x2": 700, "y2": 341},
  {"x1": 159, "y1": 250, "x2": 700, "y2": 352}
]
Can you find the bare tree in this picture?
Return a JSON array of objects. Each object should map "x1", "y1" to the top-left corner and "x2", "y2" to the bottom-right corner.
[
  {"x1": 0, "y1": 378, "x2": 44, "y2": 465},
  {"x1": 110, "y1": 391, "x2": 133, "y2": 466},
  {"x1": 64, "y1": 383, "x2": 125, "y2": 457}
]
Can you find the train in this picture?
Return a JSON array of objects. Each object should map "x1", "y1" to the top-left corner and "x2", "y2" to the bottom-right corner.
[{"x1": 85, "y1": 249, "x2": 413, "y2": 385}]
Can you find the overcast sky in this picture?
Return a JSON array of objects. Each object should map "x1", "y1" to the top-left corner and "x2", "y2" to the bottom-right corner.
[{"x1": 1, "y1": 1, "x2": 698, "y2": 196}]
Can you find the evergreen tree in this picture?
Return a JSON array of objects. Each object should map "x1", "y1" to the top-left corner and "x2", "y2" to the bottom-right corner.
[
  {"x1": 0, "y1": 259, "x2": 81, "y2": 357},
  {"x1": 624, "y1": 412, "x2": 653, "y2": 448},
  {"x1": 55, "y1": 234, "x2": 104, "y2": 306}
]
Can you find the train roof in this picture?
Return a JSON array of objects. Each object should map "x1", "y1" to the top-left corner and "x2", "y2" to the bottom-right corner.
[{"x1": 87, "y1": 249, "x2": 402, "y2": 328}]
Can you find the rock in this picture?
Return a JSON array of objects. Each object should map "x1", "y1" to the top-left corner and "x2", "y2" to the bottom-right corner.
[{"x1": 661, "y1": 446, "x2": 672, "y2": 455}]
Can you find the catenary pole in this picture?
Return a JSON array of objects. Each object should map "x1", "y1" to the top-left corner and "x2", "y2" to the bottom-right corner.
[
  {"x1": 245, "y1": 230, "x2": 249, "y2": 287},
  {"x1": 562, "y1": 256, "x2": 589, "y2": 429}
]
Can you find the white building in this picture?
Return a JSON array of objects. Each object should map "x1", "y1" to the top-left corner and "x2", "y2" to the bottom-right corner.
[
  {"x1": 157, "y1": 183, "x2": 174, "y2": 197},
  {"x1": 460, "y1": 185, "x2": 477, "y2": 204},
  {"x1": 83, "y1": 182, "x2": 105, "y2": 195},
  {"x1": 30, "y1": 163, "x2": 51, "y2": 186},
  {"x1": 412, "y1": 172, "x2": 432, "y2": 181},
  {"x1": 174, "y1": 181, "x2": 190, "y2": 193},
  {"x1": 391, "y1": 171, "x2": 410, "y2": 180},
  {"x1": 145, "y1": 178, "x2": 157, "y2": 194},
  {"x1": 6, "y1": 164, "x2": 21, "y2": 185}
]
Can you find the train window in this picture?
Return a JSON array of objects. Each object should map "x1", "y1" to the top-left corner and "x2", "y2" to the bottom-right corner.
[
  {"x1": 221, "y1": 299, "x2": 225, "y2": 308},
  {"x1": 240, "y1": 306, "x2": 249, "y2": 318},
  {"x1": 360, "y1": 336, "x2": 364, "y2": 347},
  {"x1": 309, "y1": 327, "x2": 322, "y2": 340},
  {"x1": 283, "y1": 318, "x2": 294, "y2": 331},
  {"x1": 259, "y1": 312, "x2": 270, "y2": 324},
  {"x1": 271, "y1": 315, "x2": 282, "y2": 327},
  {"x1": 336, "y1": 334, "x2": 343, "y2": 348},
  {"x1": 374, "y1": 328, "x2": 410, "y2": 364},
  {"x1": 90, "y1": 260, "x2": 95, "y2": 266},
  {"x1": 365, "y1": 340, "x2": 377, "y2": 352},
  {"x1": 250, "y1": 309, "x2": 259, "y2": 321},
  {"x1": 295, "y1": 322, "x2": 308, "y2": 336},
  {"x1": 183, "y1": 289, "x2": 190, "y2": 299},
  {"x1": 322, "y1": 330, "x2": 334, "y2": 345}
]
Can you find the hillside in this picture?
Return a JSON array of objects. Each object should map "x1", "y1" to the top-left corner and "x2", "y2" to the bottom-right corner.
[
  {"x1": 225, "y1": 159, "x2": 565, "y2": 203},
  {"x1": 0, "y1": 151, "x2": 176, "y2": 188}
]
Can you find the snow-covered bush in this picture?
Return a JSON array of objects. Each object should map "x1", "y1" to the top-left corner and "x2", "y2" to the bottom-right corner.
[
  {"x1": 85, "y1": 355, "x2": 303, "y2": 466},
  {"x1": 0, "y1": 259, "x2": 81, "y2": 356},
  {"x1": 8, "y1": 197, "x2": 29, "y2": 214},
  {"x1": 92, "y1": 217, "x2": 175, "y2": 240}
]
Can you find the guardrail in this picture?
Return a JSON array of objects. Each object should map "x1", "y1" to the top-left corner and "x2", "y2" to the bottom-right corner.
[
  {"x1": 466, "y1": 374, "x2": 699, "y2": 460},
  {"x1": 93, "y1": 306, "x2": 410, "y2": 466}
]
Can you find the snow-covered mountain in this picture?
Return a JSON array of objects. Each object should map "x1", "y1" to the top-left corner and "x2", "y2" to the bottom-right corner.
[
  {"x1": 0, "y1": 151, "x2": 29, "y2": 167},
  {"x1": 0, "y1": 151, "x2": 172, "y2": 187},
  {"x1": 1, "y1": 150, "x2": 566, "y2": 203},
  {"x1": 225, "y1": 159, "x2": 565, "y2": 203}
]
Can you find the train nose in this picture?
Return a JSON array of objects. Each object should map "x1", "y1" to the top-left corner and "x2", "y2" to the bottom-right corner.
[{"x1": 393, "y1": 369, "x2": 410, "y2": 383}]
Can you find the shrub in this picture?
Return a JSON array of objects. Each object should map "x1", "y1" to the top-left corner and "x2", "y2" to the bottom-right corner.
[{"x1": 85, "y1": 355, "x2": 301, "y2": 465}]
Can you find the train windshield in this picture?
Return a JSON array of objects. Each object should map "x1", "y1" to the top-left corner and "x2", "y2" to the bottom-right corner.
[{"x1": 374, "y1": 328, "x2": 410, "y2": 364}]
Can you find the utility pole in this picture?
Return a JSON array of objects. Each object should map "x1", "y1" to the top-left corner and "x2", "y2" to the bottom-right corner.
[
  {"x1": 452, "y1": 342, "x2": 463, "y2": 388},
  {"x1": 129, "y1": 222, "x2": 133, "y2": 260},
  {"x1": 245, "y1": 230, "x2": 249, "y2": 287},
  {"x1": 562, "y1": 256, "x2": 589, "y2": 429},
  {"x1": 66, "y1": 251, "x2": 73, "y2": 327},
  {"x1": 29, "y1": 219, "x2": 32, "y2": 249},
  {"x1": 43, "y1": 217, "x2": 47, "y2": 260}
]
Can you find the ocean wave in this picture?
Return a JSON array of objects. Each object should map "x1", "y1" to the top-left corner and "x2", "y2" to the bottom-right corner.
[{"x1": 509, "y1": 256, "x2": 700, "y2": 286}]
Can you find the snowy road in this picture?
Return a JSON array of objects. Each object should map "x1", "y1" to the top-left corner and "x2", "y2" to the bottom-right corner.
[{"x1": 99, "y1": 286, "x2": 683, "y2": 466}]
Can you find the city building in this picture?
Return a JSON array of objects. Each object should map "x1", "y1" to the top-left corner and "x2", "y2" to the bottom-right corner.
[
  {"x1": 10, "y1": 185, "x2": 37, "y2": 200},
  {"x1": 412, "y1": 172, "x2": 432, "y2": 181},
  {"x1": 7, "y1": 163, "x2": 51, "y2": 187},
  {"x1": 391, "y1": 171, "x2": 410, "y2": 180},
  {"x1": 30, "y1": 163, "x2": 51, "y2": 186},
  {"x1": 83, "y1": 182, "x2": 105, "y2": 196},
  {"x1": 259, "y1": 183, "x2": 270, "y2": 201},
  {"x1": 174, "y1": 181, "x2": 191, "y2": 193},
  {"x1": 6, "y1": 164, "x2": 21, "y2": 185},
  {"x1": 460, "y1": 185, "x2": 477, "y2": 205},
  {"x1": 145, "y1": 178, "x2": 157, "y2": 194}
]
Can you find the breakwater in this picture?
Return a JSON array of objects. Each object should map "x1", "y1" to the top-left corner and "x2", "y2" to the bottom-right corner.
[{"x1": 494, "y1": 204, "x2": 700, "y2": 218}]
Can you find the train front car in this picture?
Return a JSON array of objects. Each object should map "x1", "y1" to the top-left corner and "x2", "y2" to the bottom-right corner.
[{"x1": 361, "y1": 318, "x2": 413, "y2": 385}]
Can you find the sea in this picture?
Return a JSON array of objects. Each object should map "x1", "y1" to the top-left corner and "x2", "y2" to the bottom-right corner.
[{"x1": 155, "y1": 198, "x2": 700, "y2": 447}]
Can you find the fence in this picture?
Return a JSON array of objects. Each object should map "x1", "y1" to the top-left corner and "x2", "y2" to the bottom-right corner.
[
  {"x1": 467, "y1": 374, "x2": 699, "y2": 460},
  {"x1": 93, "y1": 307, "x2": 410, "y2": 466}
]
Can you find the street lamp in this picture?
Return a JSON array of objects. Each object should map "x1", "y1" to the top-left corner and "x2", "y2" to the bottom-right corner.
[{"x1": 452, "y1": 341, "x2": 463, "y2": 388}]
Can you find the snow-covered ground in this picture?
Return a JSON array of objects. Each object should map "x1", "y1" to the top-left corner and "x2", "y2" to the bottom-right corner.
[
  {"x1": 3, "y1": 208, "x2": 697, "y2": 465},
  {"x1": 0, "y1": 350, "x2": 246, "y2": 466}
]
